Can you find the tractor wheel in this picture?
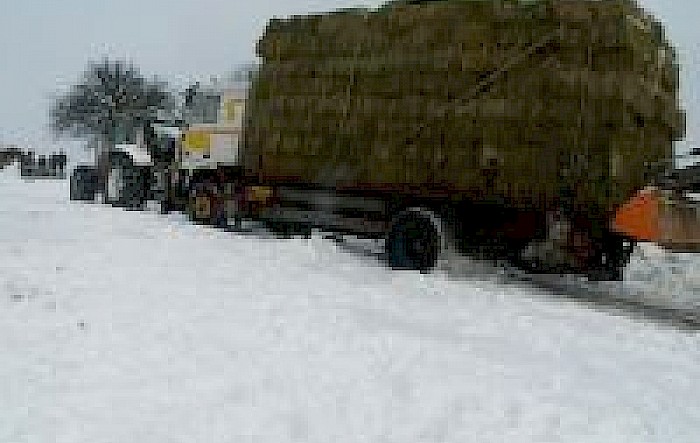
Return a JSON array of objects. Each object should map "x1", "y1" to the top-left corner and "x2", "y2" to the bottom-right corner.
[
  {"x1": 104, "y1": 154, "x2": 148, "y2": 209},
  {"x1": 69, "y1": 166, "x2": 98, "y2": 201}
]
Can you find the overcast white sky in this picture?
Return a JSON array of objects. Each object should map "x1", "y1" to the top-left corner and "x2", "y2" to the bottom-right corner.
[{"x1": 0, "y1": 0, "x2": 698, "y2": 161}]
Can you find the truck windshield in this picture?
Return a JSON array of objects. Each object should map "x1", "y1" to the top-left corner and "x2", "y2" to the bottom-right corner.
[{"x1": 186, "y1": 92, "x2": 221, "y2": 125}]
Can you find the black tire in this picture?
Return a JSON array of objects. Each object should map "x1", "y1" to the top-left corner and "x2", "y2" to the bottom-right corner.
[
  {"x1": 386, "y1": 210, "x2": 442, "y2": 273},
  {"x1": 70, "y1": 166, "x2": 99, "y2": 201},
  {"x1": 161, "y1": 170, "x2": 187, "y2": 213},
  {"x1": 187, "y1": 184, "x2": 213, "y2": 224},
  {"x1": 104, "y1": 154, "x2": 148, "y2": 209},
  {"x1": 587, "y1": 234, "x2": 636, "y2": 281}
]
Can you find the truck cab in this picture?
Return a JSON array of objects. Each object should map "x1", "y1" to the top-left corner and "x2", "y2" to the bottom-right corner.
[
  {"x1": 181, "y1": 80, "x2": 246, "y2": 172},
  {"x1": 173, "y1": 78, "x2": 249, "y2": 222}
]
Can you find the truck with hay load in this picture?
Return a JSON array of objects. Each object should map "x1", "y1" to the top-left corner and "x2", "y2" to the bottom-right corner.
[
  {"x1": 226, "y1": 0, "x2": 683, "y2": 280},
  {"x1": 72, "y1": 0, "x2": 687, "y2": 281}
]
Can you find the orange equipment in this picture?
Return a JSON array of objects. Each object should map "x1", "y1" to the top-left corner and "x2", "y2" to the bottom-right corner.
[{"x1": 613, "y1": 187, "x2": 700, "y2": 252}]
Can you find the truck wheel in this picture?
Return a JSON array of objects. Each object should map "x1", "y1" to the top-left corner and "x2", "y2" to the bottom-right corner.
[
  {"x1": 224, "y1": 198, "x2": 244, "y2": 230},
  {"x1": 104, "y1": 154, "x2": 147, "y2": 209},
  {"x1": 387, "y1": 209, "x2": 443, "y2": 273},
  {"x1": 189, "y1": 192, "x2": 209, "y2": 222},
  {"x1": 587, "y1": 234, "x2": 636, "y2": 281},
  {"x1": 70, "y1": 166, "x2": 98, "y2": 201}
]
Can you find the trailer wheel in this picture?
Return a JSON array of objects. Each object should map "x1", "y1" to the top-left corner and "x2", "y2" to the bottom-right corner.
[
  {"x1": 69, "y1": 166, "x2": 98, "y2": 201},
  {"x1": 387, "y1": 209, "x2": 443, "y2": 273},
  {"x1": 587, "y1": 234, "x2": 636, "y2": 281},
  {"x1": 104, "y1": 154, "x2": 147, "y2": 209}
]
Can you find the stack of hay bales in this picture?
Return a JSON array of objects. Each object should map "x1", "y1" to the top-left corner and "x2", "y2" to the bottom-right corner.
[{"x1": 244, "y1": 0, "x2": 684, "y2": 214}]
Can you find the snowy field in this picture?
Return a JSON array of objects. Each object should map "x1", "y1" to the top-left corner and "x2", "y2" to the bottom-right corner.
[{"x1": 1, "y1": 163, "x2": 699, "y2": 443}]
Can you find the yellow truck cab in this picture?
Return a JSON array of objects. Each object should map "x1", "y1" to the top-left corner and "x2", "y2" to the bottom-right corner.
[
  {"x1": 177, "y1": 77, "x2": 248, "y2": 223},
  {"x1": 181, "y1": 79, "x2": 246, "y2": 176}
]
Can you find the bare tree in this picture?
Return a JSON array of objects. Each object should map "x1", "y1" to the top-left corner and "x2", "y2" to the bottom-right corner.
[{"x1": 51, "y1": 59, "x2": 174, "y2": 147}]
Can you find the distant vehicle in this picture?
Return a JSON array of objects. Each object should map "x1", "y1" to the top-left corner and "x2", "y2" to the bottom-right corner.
[
  {"x1": 19, "y1": 151, "x2": 67, "y2": 179},
  {"x1": 0, "y1": 147, "x2": 22, "y2": 169},
  {"x1": 69, "y1": 119, "x2": 181, "y2": 208}
]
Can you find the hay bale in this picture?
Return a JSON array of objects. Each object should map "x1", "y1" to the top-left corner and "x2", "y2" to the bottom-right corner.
[{"x1": 245, "y1": 0, "x2": 683, "y2": 212}]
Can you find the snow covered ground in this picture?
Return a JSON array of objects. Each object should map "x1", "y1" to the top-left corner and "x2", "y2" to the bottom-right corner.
[{"x1": 1, "y1": 163, "x2": 699, "y2": 443}]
